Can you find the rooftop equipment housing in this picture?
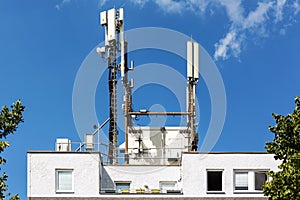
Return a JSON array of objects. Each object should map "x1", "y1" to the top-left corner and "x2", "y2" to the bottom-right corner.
[{"x1": 55, "y1": 138, "x2": 72, "y2": 151}]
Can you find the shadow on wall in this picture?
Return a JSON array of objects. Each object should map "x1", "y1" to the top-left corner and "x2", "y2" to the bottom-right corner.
[{"x1": 101, "y1": 167, "x2": 114, "y2": 192}]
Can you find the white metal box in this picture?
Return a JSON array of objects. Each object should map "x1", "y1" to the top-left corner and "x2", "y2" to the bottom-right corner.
[
  {"x1": 56, "y1": 138, "x2": 71, "y2": 151},
  {"x1": 85, "y1": 134, "x2": 94, "y2": 151}
]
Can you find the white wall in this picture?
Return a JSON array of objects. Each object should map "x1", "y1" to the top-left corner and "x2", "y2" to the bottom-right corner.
[
  {"x1": 28, "y1": 151, "x2": 280, "y2": 198},
  {"x1": 102, "y1": 165, "x2": 182, "y2": 192},
  {"x1": 27, "y1": 152, "x2": 101, "y2": 197},
  {"x1": 182, "y1": 153, "x2": 281, "y2": 197}
]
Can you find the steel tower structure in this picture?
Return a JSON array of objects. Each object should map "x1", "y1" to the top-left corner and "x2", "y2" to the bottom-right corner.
[
  {"x1": 98, "y1": 7, "x2": 199, "y2": 164},
  {"x1": 99, "y1": 8, "x2": 131, "y2": 164},
  {"x1": 187, "y1": 40, "x2": 199, "y2": 151}
]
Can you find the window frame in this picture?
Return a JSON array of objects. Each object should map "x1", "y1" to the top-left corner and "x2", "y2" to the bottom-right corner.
[
  {"x1": 159, "y1": 181, "x2": 177, "y2": 193},
  {"x1": 114, "y1": 181, "x2": 131, "y2": 193},
  {"x1": 234, "y1": 169, "x2": 269, "y2": 193},
  {"x1": 234, "y1": 171, "x2": 249, "y2": 191},
  {"x1": 206, "y1": 169, "x2": 225, "y2": 194},
  {"x1": 55, "y1": 169, "x2": 74, "y2": 193}
]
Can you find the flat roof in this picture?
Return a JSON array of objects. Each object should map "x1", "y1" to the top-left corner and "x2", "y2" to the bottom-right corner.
[
  {"x1": 27, "y1": 150, "x2": 268, "y2": 154},
  {"x1": 27, "y1": 150, "x2": 101, "y2": 155},
  {"x1": 182, "y1": 151, "x2": 268, "y2": 154}
]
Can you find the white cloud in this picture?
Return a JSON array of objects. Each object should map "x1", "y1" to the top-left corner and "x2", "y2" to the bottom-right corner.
[
  {"x1": 154, "y1": 0, "x2": 185, "y2": 13},
  {"x1": 55, "y1": 0, "x2": 71, "y2": 10},
  {"x1": 293, "y1": 0, "x2": 300, "y2": 15},
  {"x1": 243, "y1": 2, "x2": 273, "y2": 29},
  {"x1": 217, "y1": 0, "x2": 244, "y2": 24},
  {"x1": 279, "y1": 28, "x2": 286, "y2": 35},
  {"x1": 89, "y1": 0, "x2": 300, "y2": 61},
  {"x1": 186, "y1": 0, "x2": 210, "y2": 14},
  {"x1": 214, "y1": 30, "x2": 238, "y2": 60},
  {"x1": 274, "y1": 0, "x2": 287, "y2": 23},
  {"x1": 214, "y1": 1, "x2": 273, "y2": 60},
  {"x1": 131, "y1": 0, "x2": 149, "y2": 7}
]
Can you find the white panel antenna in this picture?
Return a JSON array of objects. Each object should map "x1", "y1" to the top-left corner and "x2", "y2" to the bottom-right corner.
[
  {"x1": 193, "y1": 42, "x2": 199, "y2": 80},
  {"x1": 107, "y1": 8, "x2": 116, "y2": 42},
  {"x1": 187, "y1": 40, "x2": 200, "y2": 80},
  {"x1": 100, "y1": 11, "x2": 107, "y2": 25},
  {"x1": 97, "y1": 7, "x2": 133, "y2": 164},
  {"x1": 119, "y1": 8, "x2": 125, "y2": 78},
  {"x1": 187, "y1": 41, "x2": 193, "y2": 79},
  {"x1": 186, "y1": 40, "x2": 200, "y2": 151}
]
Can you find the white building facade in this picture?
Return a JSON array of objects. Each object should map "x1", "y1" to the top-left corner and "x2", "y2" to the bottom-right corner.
[{"x1": 27, "y1": 150, "x2": 280, "y2": 200}]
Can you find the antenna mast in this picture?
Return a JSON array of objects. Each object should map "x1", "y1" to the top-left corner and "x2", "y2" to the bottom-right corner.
[
  {"x1": 187, "y1": 40, "x2": 199, "y2": 151},
  {"x1": 99, "y1": 8, "x2": 130, "y2": 164},
  {"x1": 98, "y1": 8, "x2": 199, "y2": 165}
]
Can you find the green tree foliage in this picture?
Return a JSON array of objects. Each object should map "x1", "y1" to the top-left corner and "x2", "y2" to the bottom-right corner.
[
  {"x1": 263, "y1": 96, "x2": 300, "y2": 199},
  {"x1": 0, "y1": 100, "x2": 25, "y2": 200}
]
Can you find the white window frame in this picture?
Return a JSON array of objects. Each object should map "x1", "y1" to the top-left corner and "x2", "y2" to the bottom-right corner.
[
  {"x1": 115, "y1": 181, "x2": 131, "y2": 193},
  {"x1": 206, "y1": 169, "x2": 225, "y2": 194},
  {"x1": 55, "y1": 169, "x2": 74, "y2": 193},
  {"x1": 234, "y1": 169, "x2": 269, "y2": 193},
  {"x1": 159, "y1": 181, "x2": 177, "y2": 193},
  {"x1": 234, "y1": 171, "x2": 249, "y2": 191}
]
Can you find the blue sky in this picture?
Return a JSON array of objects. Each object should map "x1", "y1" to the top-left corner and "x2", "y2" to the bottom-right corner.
[{"x1": 0, "y1": 0, "x2": 300, "y2": 199}]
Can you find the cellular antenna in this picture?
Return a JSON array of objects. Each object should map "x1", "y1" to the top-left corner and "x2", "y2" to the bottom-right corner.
[
  {"x1": 187, "y1": 40, "x2": 199, "y2": 151},
  {"x1": 98, "y1": 8, "x2": 133, "y2": 164},
  {"x1": 98, "y1": 7, "x2": 199, "y2": 165}
]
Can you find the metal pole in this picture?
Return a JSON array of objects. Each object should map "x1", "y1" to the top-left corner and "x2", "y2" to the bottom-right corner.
[
  {"x1": 98, "y1": 123, "x2": 100, "y2": 152},
  {"x1": 129, "y1": 112, "x2": 189, "y2": 115}
]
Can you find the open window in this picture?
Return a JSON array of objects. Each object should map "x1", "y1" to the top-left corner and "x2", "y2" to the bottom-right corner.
[
  {"x1": 255, "y1": 171, "x2": 267, "y2": 190},
  {"x1": 234, "y1": 170, "x2": 268, "y2": 193}
]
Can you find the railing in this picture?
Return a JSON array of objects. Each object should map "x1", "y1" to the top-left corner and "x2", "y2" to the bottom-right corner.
[
  {"x1": 55, "y1": 141, "x2": 108, "y2": 153},
  {"x1": 55, "y1": 141, "x2": 187, "y2": 165},
  {"x1": 100, "y1": 188, "x2": 183, "y2": 195}
]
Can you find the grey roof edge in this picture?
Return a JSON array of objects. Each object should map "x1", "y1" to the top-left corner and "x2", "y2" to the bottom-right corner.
[
  {"x1": 27, "y1": 150, "x2": 101, "y2": 155},
  {"x1": 182, "y1": 151, "x2": 269, "y2": 154},
  {"x1": 26, "y1": 150, "x2": 269, "y2": 154}
]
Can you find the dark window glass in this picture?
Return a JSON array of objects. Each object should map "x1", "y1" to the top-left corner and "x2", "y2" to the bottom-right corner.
[
  {"x1": 255, "y1": 172, "x2": 267, "y2": 190},
  {"x1": 207, "y1": 171, "x2": 222, "y2": 191}
]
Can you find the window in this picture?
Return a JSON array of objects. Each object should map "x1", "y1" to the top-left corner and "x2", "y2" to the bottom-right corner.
[
  {"x1": 56, "y1": 170, "x2": 73, "y2": 192},
  {"x1": 234, "y1": 170, "x2": 269, "y2": 193},
  {"x1": 235, "y1": 172, "x2": 248, "y2": 190},
  {"x1": 160, "y1": 181, "x2": 176, "y2": 193},
  {"x1": 255, "y1": 171, "x2": 267, "y2": 190},
  {"x1": 207, "y1": 171, "x2": 223, "y2": 191},
  {"x1": 115, "y1": 182, "x2": 130, "y2": 193}
]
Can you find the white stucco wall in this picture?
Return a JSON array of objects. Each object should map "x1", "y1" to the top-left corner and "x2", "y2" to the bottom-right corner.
[
  {"x1": 27, "y1": 152, "x2": 101, "y2": 197},
  {"x1": 102, "y1": 165, "x2": 182, "y2": 192},
  {"x1": 182, "y1": 153, "x2": 281, "y2": 197},
  {"x1": 27, "y1": 151, "x2": 280, "y2": 198}
]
